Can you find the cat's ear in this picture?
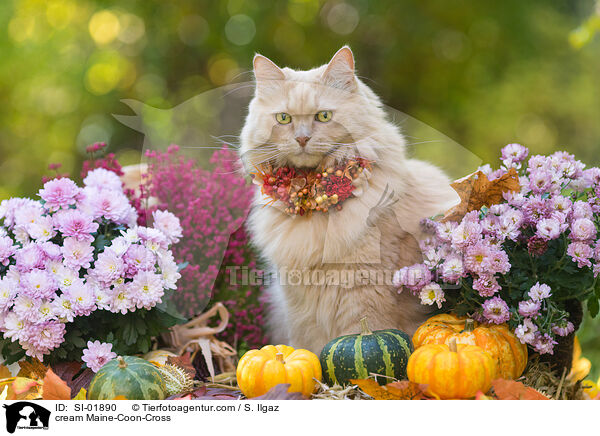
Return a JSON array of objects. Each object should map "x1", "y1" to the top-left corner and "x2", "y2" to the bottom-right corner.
[
  {"x1": 253, "y1": 54, "x2": 285, "y2": 82},
  {"x1": 322, "y1": 46, "x2": 356, "y2": 91}
]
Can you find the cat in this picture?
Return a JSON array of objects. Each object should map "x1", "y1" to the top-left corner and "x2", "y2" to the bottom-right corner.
[{"x1": 239, "y1": 46, "x2": 459, "y2": 354}]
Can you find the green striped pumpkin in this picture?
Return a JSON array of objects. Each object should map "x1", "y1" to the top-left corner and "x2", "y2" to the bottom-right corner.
[
  {"x1": 319, "y1": 317, "x2": 413, "y2": 386},
  {"x1": 88, "y1": 356, "x2": 167, "y2": 400}
]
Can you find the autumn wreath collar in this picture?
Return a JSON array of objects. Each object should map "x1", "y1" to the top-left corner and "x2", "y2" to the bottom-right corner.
[{"x1": 251, "y1": 157, "x2": 372, "y2": 216}]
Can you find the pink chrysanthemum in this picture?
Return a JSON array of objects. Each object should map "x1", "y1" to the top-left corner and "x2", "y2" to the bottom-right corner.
[
  {"x1": 393, "y1": 264, "x2": 432, "y2": 292},
  {"x1": 92, "y1": 249, "x2": 125, "y2": 285},
  {"x1": 501, "y1": 143, "x2": 529, "y2": 165},
  {"x1": 473, "y1": 275, "x2": 501, "y2": 297},
  {"x1": 20, "y1": 269, "x2": 58, "y2": 299},
  {"x1": 570, "y1": 218, "x2": 597, "y2": 242},
  {"x1": 532, "y1": 332, "x2": 558, "y2": 355},
  {"x1": 551, "y1": 321, "x2": 575, "y2": 337},
  {"x1": 129, "y1": 270, "x2": 164, "y2": 310},
  {"x1": 152, "y1": 210, "x2": 183, "y2": 244},
  {"x1": 482, "y1": 296, "x2": 511, "y2": 324},
  {"x1": 14, "y1": 243, "x2": 46, "y2": 272},
  {"x1": 528, "y1": 282, "x2": 552, "y2": 301},
  {"x1": 81, "y1": 340, "x2": 117, "y2": 372},
  {"x1": 567, "y1": 241, "x2": 593, "y2": 268},
  {"x1": 536, "y1": 217, "x2": 561, "y2": 240},
  {"x1": 514, "y1": 318, "x2": 538, "y2": 345},
  {"x1": 61, "y1": 237, "x2": 94, "y2": 270},
  {"x1": 54, "y1": 210, "x2": 99, "y2": 242},
  {"x1": 20, "y1": 321, "x2": 66, "y2": 361},
  {"x1": 464, "y1": 242, "x2": 492, "y2": 275},
  {"x1": 83, "y1": 168, "x2": 123, "y2": 191},
  {"x1": 518, "y1": 299, "x2": 541, "y2": 318},
  {"x1": 0, "y1": 236, "x2": 16, "y2": 266},
  {"x1": 123, "y1": 244, "x2": 156, "y2": 277},
  {"x1": 38, "y1": 178, "x2": 82, "y2": 212}
]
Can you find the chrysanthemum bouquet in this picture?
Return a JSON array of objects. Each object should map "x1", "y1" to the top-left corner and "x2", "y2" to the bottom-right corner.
[
  {"x1": 394, "y1": 144, "x2": 600, "y2": 355},
  {"x1": 0, "y1": 168, "x2": 184, "y2": 365}
]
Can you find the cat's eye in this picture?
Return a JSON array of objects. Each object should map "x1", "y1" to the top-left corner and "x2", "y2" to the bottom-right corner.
[
  {"x1": 315, "y1": 110, "x2": 333, "y2": 123},
  {"x1": 276, "y1": 113, "x2": 292, "y2": 124}
]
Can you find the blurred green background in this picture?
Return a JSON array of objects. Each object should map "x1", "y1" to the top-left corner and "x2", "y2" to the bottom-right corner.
[{"x1": 0, "y1": 0, "x2": 599, "y2": 379}]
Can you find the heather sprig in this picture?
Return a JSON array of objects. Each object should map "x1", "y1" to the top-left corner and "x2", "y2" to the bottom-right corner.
[
  {"x1": 394, "y1": 144, "x2": 600, "y2": 354},
  {"x1": 137, "y1": 145, "x2": 267, "y2": 349}
]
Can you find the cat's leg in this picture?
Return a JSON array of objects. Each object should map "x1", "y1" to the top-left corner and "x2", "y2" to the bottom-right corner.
[{"x1": 262, "y1": 281, "x2": 291, "y2": 345}]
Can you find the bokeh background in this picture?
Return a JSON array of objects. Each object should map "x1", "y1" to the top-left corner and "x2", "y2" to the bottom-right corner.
[{"x1": 1, "y1": 0, "x2": 599, "y2": 377}]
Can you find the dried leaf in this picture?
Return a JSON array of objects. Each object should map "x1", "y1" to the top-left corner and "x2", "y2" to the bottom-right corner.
[
  {"x1": 351, "y1": 379, "x2": 434, "y2": 400},
  {"x1": 442, "y1": 168, "x2": 520, "y2": 222},
  {"x1": 492, "y1": 379, "x2": 549, "y2": 400},
  {"x1": 0, "y1": 365, "x2": 13, "y2": 380},
  {"x1": 12, "y1": 377, "x2": 40, "y2": 396},
  {"x1": 191, "y1": 387, "x2": 241, "y2": 400},
  {"x1": 17, "y1": 359, "x2": 48, "y2": 380},
  {"x1": 73, "y1": 388, "x2": 87, "y2": 400},
  {"x1": 166, "y1": 352, "x2": 196, "y2": 379},
  {"x1": 385, "y1": 380, "x2": 435, "y2": 400},
  {"x1": 51, "y1": 362, "x2": 94, "y2": 398},
  {"x1": 475, "y1": 391, "x2": 494, "y2": 400},
  {"x1": 42, "y1": 368, "x2": 71, "y2": 400},
  {"x1": 251, "y1": 384, "x2": 307, "y2": 400}
]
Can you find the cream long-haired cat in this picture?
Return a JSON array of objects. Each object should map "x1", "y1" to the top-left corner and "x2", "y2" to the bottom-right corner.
[{"x1": 239, "y1": 46, "x2": 459, "y2": 353}]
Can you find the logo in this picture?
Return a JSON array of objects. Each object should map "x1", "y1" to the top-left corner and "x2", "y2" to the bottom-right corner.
[{"x1": 3, "y1": 402, "x2": 50, "y2": 433}]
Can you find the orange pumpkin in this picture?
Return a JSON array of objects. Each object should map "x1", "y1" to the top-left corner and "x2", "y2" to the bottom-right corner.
[
  {"x1": 412, "y1": 313, "x2": 527, "y2": 379},
  {"x1": 236, "y1": 344, "x2": 322, "y2": 398},
  {"x1": 407, "y1": 339, "x2": 497, "y2": 399}
]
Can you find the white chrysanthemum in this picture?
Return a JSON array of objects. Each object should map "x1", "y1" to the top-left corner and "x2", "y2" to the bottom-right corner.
[
  {"x1": 129, "y1": 270, "x2": 164, "y2": 309},
  {"x1": 2, "y1": 313, "x2": 25, "y2": 341},
  {"x1": 27, "y1": 216, "x2": 56, "y2": 242},
  {"x1": 52, "y1": 295, "x2": 75, "y2": 322},
  {"x1": 418, "y1": 283, "x2": 446, "y2": 309}
]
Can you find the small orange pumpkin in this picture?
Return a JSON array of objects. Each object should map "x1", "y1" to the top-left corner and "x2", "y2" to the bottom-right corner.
[
  {"x1": 407, "y1": 339, "x2": 497, "y2": 399},
  {"x1": 236, "y1": 344, "x2": 322, "y2": 398},
  {"x1": 412, "y1": 313, "x2": 527, "y2": 379}
]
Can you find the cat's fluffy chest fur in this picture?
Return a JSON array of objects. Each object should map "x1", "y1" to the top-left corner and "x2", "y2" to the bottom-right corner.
[
  {"x1": 247, "y1": 157, "x2": 456, "y2": 352},
  {"x1": 240, "y1": 47, "x2": 458, "y2": 353}
]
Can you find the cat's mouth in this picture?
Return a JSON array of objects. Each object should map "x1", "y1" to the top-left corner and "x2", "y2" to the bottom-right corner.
[{"x1": 283, "y1": 145, "x2": 346, "y2": 171}]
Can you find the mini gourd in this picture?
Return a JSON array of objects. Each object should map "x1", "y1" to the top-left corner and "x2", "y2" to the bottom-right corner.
[
  {"x1": 413, "y1": 313, "x2": 527, "y2": 379},
  {"x1": 319, "y1": 317, "x2": 413, "y2": 386},
  {"x1": 236, "y1": 344, "x2": 322, "y2": 398},
  {"x1": 407, "y1": 339, "x2": 497, "y2": 399},
  {"x1": 88, "y1": 356, "x2": 167, "y2": 400}
]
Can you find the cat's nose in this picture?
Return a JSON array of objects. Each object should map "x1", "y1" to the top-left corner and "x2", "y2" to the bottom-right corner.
[{"x1": 295, "y1": 136, "x2": 310, "y2": 147}]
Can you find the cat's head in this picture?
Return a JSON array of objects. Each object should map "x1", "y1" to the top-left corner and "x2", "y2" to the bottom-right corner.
[{"x1": 240, "y1": 46, "x2": 385, "y2": 171}]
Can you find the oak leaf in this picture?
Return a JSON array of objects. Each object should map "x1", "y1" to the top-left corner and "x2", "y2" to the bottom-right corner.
[
  {"x1": 351, "y1": 379, "x2": 433, "y2": 400},
  {"x1": 442, "y1": 168, "x2": 520, "y2": 222},
  {"x1": 491, "y1": 379, "x2": 549, "y2": 400},
  {"x1": 42, "y1": 368, "x2": 71, "y2": 400}
]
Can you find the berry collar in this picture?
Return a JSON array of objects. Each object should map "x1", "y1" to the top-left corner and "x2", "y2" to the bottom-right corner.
[{"x1": 251, "y1": 158, "x2": 372, "y2": 216}]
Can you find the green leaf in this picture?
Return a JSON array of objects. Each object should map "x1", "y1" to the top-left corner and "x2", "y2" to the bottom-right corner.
[{"x1": 588, "y1": 296, "x2": 599, "y2": 318}]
